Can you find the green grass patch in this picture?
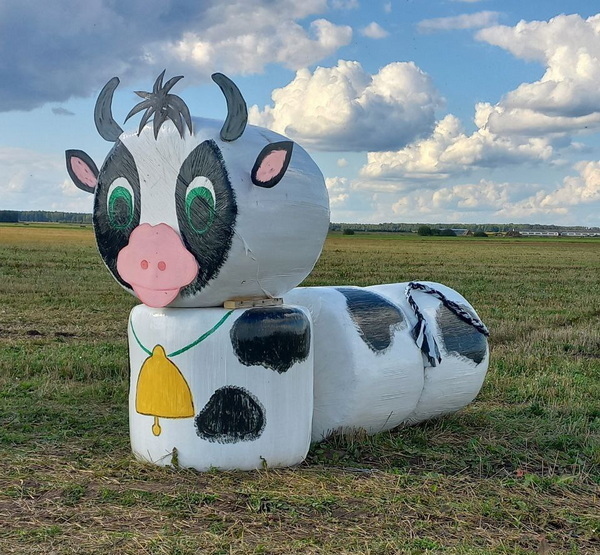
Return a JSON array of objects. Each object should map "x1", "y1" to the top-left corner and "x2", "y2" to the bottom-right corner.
[{"x1": 0, "y1": 225, "x2": 598, "y2": 553}]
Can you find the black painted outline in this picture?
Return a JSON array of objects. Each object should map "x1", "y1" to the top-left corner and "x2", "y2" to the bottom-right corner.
[
  {"x1": 251, "y1": 141, "x2": 294, "y2": 188},
  {"x1": 65, "y1": 150, "x2": 99, "y2": 194},
  {"x1": 212, "y1": 73, "x2": 248, "y2": 142},
  {"x1": 93, "y1": 140, "x2": 142, "y2": 292},
  {"x1": 175, "y1": 140, "x2": 238, "y2": 298},
  {"x1": 94, "y1": 77, "x2": 123, "y2": 142}
]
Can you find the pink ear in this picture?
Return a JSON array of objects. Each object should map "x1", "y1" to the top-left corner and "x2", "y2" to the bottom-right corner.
[
  {"x1": 251, "y1": 141, "x2": 293, "y2": 188},
  {"x1": 65, "y1": 149, "x2": 99, "y2": 194}
]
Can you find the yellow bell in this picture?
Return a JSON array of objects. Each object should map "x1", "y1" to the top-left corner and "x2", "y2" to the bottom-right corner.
[{"x1": 136, "y1": 345, "x2": 195, "y2": 436}]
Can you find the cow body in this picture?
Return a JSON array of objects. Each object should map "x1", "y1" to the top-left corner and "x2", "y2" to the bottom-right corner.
[
  {"x1": 286, "y1": 282, "x2": 489, "y2": 441},
  {"x1": 127, "y1": 281, "x2": 488, "y2": 467},
  {"x1": 128, "y1": 304, "x2": 314, "y2": 469},
  {"x1": 67, "y1": 72, "x2": 490, "y2": 470}
]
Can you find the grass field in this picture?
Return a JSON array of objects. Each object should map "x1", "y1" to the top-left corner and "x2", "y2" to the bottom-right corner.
[{"x1": 0, "y1": 224, "x2": 598, "y2": 554}]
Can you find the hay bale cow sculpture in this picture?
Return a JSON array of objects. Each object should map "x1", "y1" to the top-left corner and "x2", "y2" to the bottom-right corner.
[{"x1": 66, "y1": 72, "x2": 489, "y2": 471}]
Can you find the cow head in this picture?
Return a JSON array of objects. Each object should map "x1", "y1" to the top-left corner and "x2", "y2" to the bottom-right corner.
[{"x1": 66, "y1": 72, "x2": 329, "y2": 308}]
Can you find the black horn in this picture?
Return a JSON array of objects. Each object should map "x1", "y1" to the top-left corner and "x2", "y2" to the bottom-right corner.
[
  {"x1": 212, "y1": 73, "x2": 247, "y2": 142},
  {"x1": 94, "y1": 77, "x2": 124, "y2": 142}
]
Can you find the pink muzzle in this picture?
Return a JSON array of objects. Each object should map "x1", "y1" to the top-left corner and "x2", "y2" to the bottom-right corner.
[{"x1": 116, "y1": 223, "x2": 198, "y2": 308}]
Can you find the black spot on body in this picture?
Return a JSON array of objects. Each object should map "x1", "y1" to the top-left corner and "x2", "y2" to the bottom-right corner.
[
  {"x1": 337, "y1": 288, "x2": 406, "y2": 353},
  {"x1": 195, "y1": 386, "x2": 265, "y2": 443},
  {"x1": 437, "y1": 305, "x2": 487, "y2": 364},
  {"x1": 230, "y1": 307, "x2": 310, "y2": 373}
]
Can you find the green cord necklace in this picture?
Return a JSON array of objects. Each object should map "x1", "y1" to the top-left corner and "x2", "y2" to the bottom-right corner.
[{"x1": 130, "y1": 310, "x2": 234, "y2": 357}]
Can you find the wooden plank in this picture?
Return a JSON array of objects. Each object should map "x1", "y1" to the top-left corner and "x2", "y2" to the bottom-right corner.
[{"x1": 223, "y1": 297, "x2": 283, "y2": 309}]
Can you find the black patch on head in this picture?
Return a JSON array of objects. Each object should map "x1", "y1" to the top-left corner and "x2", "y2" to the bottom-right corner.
[
  {"x1": 175, "y1": 140, "x2": 237, "y2": 298},
  {"x1": 195, "y1": 386, "x2": 265, "y2": 443},
  {"x1": 93, "y1": 141, "x2": 141, "y2": 290},
  {"x1": 230, "y1": 307, "x2": 310, "y2": 373},
  {"x1": 336, "y1": 288, "x2": 406, "y2": 354},
  {"x1": 437, "y1": 305, "x2": 487, "y2": 364}
]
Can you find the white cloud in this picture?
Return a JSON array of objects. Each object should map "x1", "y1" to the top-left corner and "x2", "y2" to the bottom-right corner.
[
  {"x1": 361, "y1": 22, "x2": 389, "y2": 39},
  {"x1": 383, "y1": 2, "x2": 392, "y2": 14},
  {"x1": 476, "y1": 14, "x2": 600, "y2": 135},
  {"x1": 481, "y1": 105, "x2": 600, "y2": 137},
  {"x1": 360, "y1": 13, "x2": 600, "y2": 184},
  {"x1": 359, "y1": 113, "x2": 553, "y2": 181},
  {"x1": 537, "y1": 160, "x2": 600, "y2": 208},
  {"x1": 0, "y1": 147, "x2": 60, "y2": 175},
  {"x1": 330, "y1": 0, "x2": 359, "y2": 8},
  {"x1": 337, "y1": 157, "x2": 349, "y2": 167},
  {"x1": 491, "y1": 163, "x2": 600, "y2": 222},
  {"x1": 390, "y1": 179, "x2": 540, "y2": 217},
  {"x1": 326, "y1": 177, "x2": 351, "y2": 205},
  {"x1": 325, "y1": 176, "x2": 383, "y2": 222},
  {"x1": 168, "y1": 18, "x2": 352, "y2": 74},
  {"x1": 338, "y1": 160, "x2": 600, "y2": 225},
  {"x1": 0, "y1": 0, "x2": 350, "y2": 111},
  {"x1": 418, "y1": 11, "x2": 500, "y2": 33},
  {"x1": 0, "y1": 147, "x2": 91, "y2": 211},
  {"x1": 248, "y1": 60, "x2": 443, "y2": 151}
]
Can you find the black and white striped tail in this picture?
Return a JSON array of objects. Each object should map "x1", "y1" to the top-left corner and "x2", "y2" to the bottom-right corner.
[{"x1": 405, "y1": 282, "x2": 490, "y2": 368}]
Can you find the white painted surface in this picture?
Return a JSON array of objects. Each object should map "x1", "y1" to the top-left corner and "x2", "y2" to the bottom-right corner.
[
  {"x1": 285, "y1": 286, "x2": 424, "y2": 441},
  {"x1": 115, "y1": 120, "x2": 329, "y2": 307},
  {"x1": 128, "y1": 304, "x2": 313, "y2": 470},
  {"x1": 368, "y1": 283, "x2": 489, "y2": 424},
  {"x1": 285, "y1": 282, "x2": 489, "y2": 440}
]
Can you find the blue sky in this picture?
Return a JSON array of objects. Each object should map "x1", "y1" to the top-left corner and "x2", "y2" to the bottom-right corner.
[{"x1": 1, "y1": 0, "x2": 599, "y2": 225}]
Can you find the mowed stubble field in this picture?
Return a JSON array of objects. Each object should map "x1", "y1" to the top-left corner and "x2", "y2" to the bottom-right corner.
[{"x1": 0, "y1": 223, "x2": 598, "y2": 554}]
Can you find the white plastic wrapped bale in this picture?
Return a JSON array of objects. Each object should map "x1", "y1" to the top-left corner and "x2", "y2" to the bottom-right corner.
[
  {"x1": 128, "y1": 304, "x2": 313, "y2": 470},
  {"x1": 285, "y1": 282, "x2": 489, "y2": 441},
  {"x1": 368, "y1": 282, "x2": 489, "y2": 425},
  {"x1": 66, "y1": 72, "x2": 329, "y2": 309},
  {"x1": 284, "y1": 286, "x2": 425, "y2": 442}
]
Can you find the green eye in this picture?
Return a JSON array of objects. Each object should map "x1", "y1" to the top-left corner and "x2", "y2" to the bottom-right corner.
[
  {"x1": 186, "y1": 186, "x2": 215, "y2": 234},
  {"x1": 108, "y1": 185, "x2": 134, "y2": 230}
]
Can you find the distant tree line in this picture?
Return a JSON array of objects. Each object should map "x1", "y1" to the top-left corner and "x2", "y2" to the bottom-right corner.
[
  {"x1": 417, "y1": 226, "x2": 456, "y2": 236},
  {"x1": 0, "y1": 211, "x2": 92, "y2": 223},
  {"x1": 330, "y1": 222, "x2": 600, "y2": 233},
  {"x1": 0, "y1": 210, "x2": 19, "y2": 222},
  {"x1": 332, "y1": 222, "x2": 414, "y2": 233},
  {"x1": 1, "y1": 211, "x2": 597, "y2": 233}
]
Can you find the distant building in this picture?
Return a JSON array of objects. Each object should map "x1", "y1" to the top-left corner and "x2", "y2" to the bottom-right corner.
[
  {"x1": 520, "y1": 230, "x2": 560, "y2": 237},
  {"x1": 451, "y1": 229, "x2": 469, "y2": 236},
  {"x1": 561, "y1": 230, "x2": 600, "y2": 237},
  {"x1": 519, "y1": 229, "x2": 600, "y2": 237}
]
